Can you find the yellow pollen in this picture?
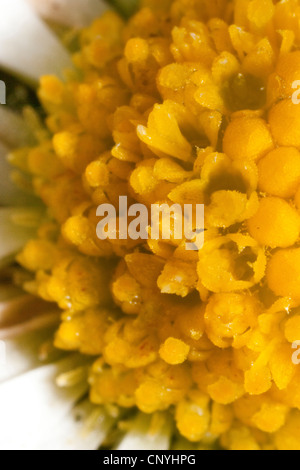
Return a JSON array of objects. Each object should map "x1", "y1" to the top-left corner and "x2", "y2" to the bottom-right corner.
[{"x1": 159, "y1": 337, "x2": 190, "y2": 365}]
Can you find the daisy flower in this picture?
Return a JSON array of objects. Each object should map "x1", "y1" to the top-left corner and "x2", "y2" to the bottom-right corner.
[{"x1": 2, "y1": 0, "x2": 300, "y2": 451}]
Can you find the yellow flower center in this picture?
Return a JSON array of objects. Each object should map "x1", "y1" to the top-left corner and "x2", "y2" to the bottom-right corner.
[{"x1": 11, "y1": 0, "x2": 300, "y2": 450}]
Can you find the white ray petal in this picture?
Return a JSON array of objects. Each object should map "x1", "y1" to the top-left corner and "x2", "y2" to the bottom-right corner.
[
  {"x1": 0, "y1": 0, "x2": 72, "y2": 83},
  {"x1": 0, "y1": 207, "x2": 42, "y2": 267},
  {"x1": 0, "y1": 356, "x2": 88, "y2": 450},
  {"x1": 0, "y1": 325, "x2": 58, "y2": 383},
  {"x1": 0, "y1": 107, "x2": 31, "y2": 148},
  {"x1": 116, "y1": 413, "x2": 173, "y2": 450},
  {"x1": 36, "y1": 399, "x2": 115, "y2": 450},
  {"x1": 27, "y1": 0, "x2": 109, "y2": 28}
]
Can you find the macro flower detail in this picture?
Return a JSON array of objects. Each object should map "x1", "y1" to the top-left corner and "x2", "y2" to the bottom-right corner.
[{"x1": 3, "y1": 0, "x2": 300, "y2": 451}]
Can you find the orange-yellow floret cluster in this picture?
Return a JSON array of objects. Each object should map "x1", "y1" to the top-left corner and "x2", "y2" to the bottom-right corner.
[{"x1": 12, "y1": 0, "x2": 300, "y2": 450}]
